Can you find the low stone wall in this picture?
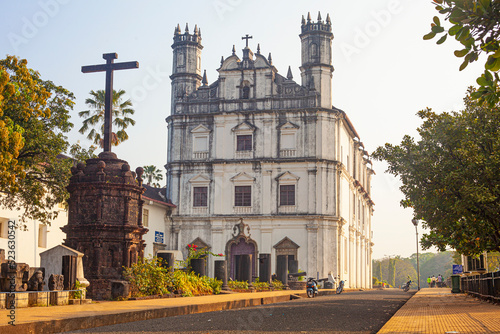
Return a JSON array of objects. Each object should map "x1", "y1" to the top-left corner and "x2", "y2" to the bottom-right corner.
[{"x1": 0, "y1": 291, "x2": 70, "y2": 308}]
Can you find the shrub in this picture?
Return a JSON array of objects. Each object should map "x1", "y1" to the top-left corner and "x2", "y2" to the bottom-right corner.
[
  {"x1": 123, "y1": 257, "x2": 222, "y2": 297},
  {"x1": 228, "y1": 280, "x2": 249, "y2": 290},
  {"x1": 271, "y1": 279, "x2": 284, "y2": 290}
]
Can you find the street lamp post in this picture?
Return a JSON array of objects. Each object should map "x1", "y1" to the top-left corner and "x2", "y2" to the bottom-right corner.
[{"x1": 412, "y1": 218, "x2": 420, "y2": 290}]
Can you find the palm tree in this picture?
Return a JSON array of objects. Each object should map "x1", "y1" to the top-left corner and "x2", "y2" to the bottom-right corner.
[
  {"x1": 78, "y1": 89, "x2": 135, "y2": 147},
  {"x1": 143, "y1": 165, "x2": 164, "y2": 187}
]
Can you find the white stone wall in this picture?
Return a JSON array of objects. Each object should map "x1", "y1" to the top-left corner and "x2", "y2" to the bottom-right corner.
[
  {"x1": 0, "y1": 201, "x2": 169, "y2": 268},
  {"x1": 0, "y1": 205, "x2": 67, "y2": 268}
]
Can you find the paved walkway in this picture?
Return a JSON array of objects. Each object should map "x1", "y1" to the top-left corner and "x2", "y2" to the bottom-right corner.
[
  {"x1": 378, "y1": 288, "x2": 500, "y2": 333},
  {"x1": 0, "y1": 289, "x2": 323, "y2": 334},
  {"x1": 1, "y1": 287, "x2": 499, "y2": 333}
]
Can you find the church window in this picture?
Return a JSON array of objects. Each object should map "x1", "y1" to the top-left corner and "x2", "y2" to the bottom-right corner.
[
  {"x1": 177, "y1": 53, "x2": 185, "y2": 67},
  {"x1": 194, "y1": 136, "x2": 208, "y2": 152},
  {"x1": 193, "y1": 187, "x2": 208, "y2": 207},
  {"x1": 234, "y1": 186, "x2": 251, "y2": 206},
  {"x1": 38, "y1": 224, "x2": 47, "y2": 248},
  {"x1": 242, "y1": 86, "x2": 250, "y2": 99},
  {"x1": 237, "y1": 135, "x2": 252, "y2": 151},
  {"x1": 280, "y1": 185, "x2": 295, "y2": 206},
  {"x1": 240, "y1": 80, "x2": 251, "y2": 99},
  {"x1": 281, "y1": 132, "x2": 296, "y2": 150},
  {"x1": 142, "y1": 208, "x2": 149, "y2": 227}
]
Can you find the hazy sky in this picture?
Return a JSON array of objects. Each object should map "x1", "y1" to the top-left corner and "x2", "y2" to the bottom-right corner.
[{"x1": 1, "y1": 0, "x2": 484, "y2": 259}]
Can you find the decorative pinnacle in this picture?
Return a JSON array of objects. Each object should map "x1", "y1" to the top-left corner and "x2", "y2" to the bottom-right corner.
[
  {"x1": 257, "y1": 43, "x2": 260, "y2": 54},
  {"x1": 301, "y1": 15, "x2": 305, "y2": 25},
  {"x1": 185, "y1": 23, "x2": 189, "y2": 33},
  {"x1": 220, "y1": 56, "x2": 224, "y2": 66},
  {"x1": 307, "y1": 12, "x2": 311, "y2": 22},
  {"x1": 317, "y1": 11, "x2": 322, "y2": 22},
  {"x1": 198, "y1": 28, "x2": 201, "y2": 37},
  {"x1": 175, "y1": 24, "x2": 181, "y2": 34},
  {"x1": 194, "y1": 24, "x2": 198, "y2": 35},
  {"x1": 202, "y1": 70, "x2": 208, "y2": 85},
  {"x1": 287, "y1": 66, "x2": 293, "y2": 80},
  {"x1": 268, "y1": 52, "x2": 272, "y2": 64},
  {"x1": 232, "y1": 45, "x2": 236, "y2": 55},
  {"x1": 326, "y1": 13, "x2": 331, "y2": 24}
]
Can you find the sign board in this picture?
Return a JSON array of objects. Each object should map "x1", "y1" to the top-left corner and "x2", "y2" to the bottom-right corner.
[
  {"x1": 155, "y1": 231, "x2": 164, "y2": 244},
  {"x1": 452, "y1": 264, "x2": 463, "y2": 274}
]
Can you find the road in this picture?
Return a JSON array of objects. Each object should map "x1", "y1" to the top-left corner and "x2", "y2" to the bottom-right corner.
[{"x1": 67, "y1": 289, "x2": 415, "y2": 334}]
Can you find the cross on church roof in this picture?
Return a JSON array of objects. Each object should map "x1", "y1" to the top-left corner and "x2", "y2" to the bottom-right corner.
[
  {"x1": 81, "y1": 53, "x2": 139, "y2": 153},
  {"x1": 242, "y1": 34, "x2": 253, "y2": 48}
]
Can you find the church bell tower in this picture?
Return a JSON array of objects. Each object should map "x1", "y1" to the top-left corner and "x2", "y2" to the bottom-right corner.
[
  {"x1": 299, "y1": 12, "x2": 334, "y2": 108},
  {"x1": 170, "y1": 23, "x2": 203, "y2": 113}
]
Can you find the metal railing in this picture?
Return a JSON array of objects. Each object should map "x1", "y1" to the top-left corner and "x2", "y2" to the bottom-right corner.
[{"x1": 460, "y1": 271, "x2": 500, "y2": 302}]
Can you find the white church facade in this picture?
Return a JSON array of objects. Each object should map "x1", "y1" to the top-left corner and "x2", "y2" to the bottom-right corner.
[{"x1": 165, "y1": 13, "x2": 375, "y2": 288}]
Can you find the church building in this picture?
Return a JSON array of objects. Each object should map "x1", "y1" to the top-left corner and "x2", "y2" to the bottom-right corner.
[{"x1": 165, "y1": 13, "x2": 374, "y2": 288}]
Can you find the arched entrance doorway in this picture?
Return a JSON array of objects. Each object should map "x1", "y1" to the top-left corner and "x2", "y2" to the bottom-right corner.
[{"x1": 226, "y1": 219, "x2": 258, "y2": 281}]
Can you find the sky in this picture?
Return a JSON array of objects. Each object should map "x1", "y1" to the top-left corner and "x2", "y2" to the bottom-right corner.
[{"x1": 0, "y1": 0, "x2": 485, "y2": 260}]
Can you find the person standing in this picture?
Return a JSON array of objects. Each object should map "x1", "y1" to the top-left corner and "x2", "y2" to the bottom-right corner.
[{"x1": 427, "y1": 276, "x2": 431, "y2": 288}]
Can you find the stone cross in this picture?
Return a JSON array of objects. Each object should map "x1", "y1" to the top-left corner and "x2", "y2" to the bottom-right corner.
[
  {"x1": 242, "y1": 34, "x2": 253, "y2": 48},
  {"x1": 81, "y1": 53, "x2": 139, "y2": 152}
]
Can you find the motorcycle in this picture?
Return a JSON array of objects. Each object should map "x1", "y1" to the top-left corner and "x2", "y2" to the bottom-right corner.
[
  {"x1": 402, "y1": 279, "x2": 412, "y2": 292},
  {"x1": 306, "y1": 277, "x2": 319, "y2": 298},
  {"x1": 336, "y1": 278, "x2": 346, "y2": 294}
]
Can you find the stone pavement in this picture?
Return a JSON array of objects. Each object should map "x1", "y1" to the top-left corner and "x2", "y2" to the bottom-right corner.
[
  {"x1": 1, "y1": 287, "x2": 498, "y2": 334},
  {"x1": 0, "y1": 289, "x2": 329, "y2": 334},
  {"x1": 378, "y1": 287, "x2": 500, "y2": 333}
]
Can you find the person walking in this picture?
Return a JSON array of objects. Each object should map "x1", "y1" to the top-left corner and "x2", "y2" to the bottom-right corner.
[{"x1": 427, "y1": 276, "x2": 431, "y2": 288}]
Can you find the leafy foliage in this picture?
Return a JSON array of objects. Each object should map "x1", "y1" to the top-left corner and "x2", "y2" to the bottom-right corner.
[
  {"x1": 228, "y1": 279, "x2": 249, "y2": 290},
  {"x1": 388, "y1": 259, "x2": 396, "y2": 287},
  {"x1": 78, "y1": 89, "x2": 135, "y2": 147},
  {"x1": 68, "y1": 142, "x2": 97, "y2": 162},
  {"x1": 374, "y1": 252, "x2": 454, "y2": 288},
  {"x1": 0, "y1": 55, "x2": 74, "y2": 226},
  {"x1": 123, "y1": 257, "x2": 222, "y2": 297},
  {"x1": 373, "y1": 90, "x2": 500, "y2": 255},
  {"x1": 424, "y1": 0, "x2": 500, "y2": 106},
  {"x1": 143, "y1": 165, "x2": 163, "y2": 187}
]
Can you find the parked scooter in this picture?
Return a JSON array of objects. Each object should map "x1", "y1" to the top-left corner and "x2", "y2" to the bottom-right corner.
[
  {"x1": 306, "y1": 277, "x2": 319, "y2": 298},
  {"x1": 336, "y1": 277, "x2": 346, "y2": 294},
  {"x1": 402, "y1": 278, "x2": 412, "y2": 292}
]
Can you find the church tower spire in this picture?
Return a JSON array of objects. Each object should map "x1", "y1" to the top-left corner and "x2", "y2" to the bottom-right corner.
[
  {"x1": 170, "y1": 23, "x2": 203, "y2": 113},
  {"x1": 299, "y1": 12, "x2": 334, "y2": 108}
]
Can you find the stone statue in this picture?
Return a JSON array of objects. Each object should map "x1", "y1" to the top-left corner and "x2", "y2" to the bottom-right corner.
[
  {"x1": 48, "y1": 274, "x2": 64, "y2": 291},
  {"x1": 27, "y1": 270, "x2": 45, "y2": 291}
]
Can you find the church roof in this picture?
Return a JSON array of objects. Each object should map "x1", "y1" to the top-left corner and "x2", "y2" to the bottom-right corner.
[{"x1": 143, "y1": 184, "x2": 176, "y2": 207}]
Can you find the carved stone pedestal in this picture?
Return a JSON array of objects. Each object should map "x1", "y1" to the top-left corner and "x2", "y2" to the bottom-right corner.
[{"x1": 62, "y1": 152, "x2": 148, "y2": 300}]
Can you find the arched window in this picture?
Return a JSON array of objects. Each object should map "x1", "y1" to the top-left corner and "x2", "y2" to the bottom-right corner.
[{"x1": 240, "y1": 81, "x2": 251, "y2": 99}]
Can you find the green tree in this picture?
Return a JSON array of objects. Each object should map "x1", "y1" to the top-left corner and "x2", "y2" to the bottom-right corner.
[
  {"x1": 78, "y1": 89, "x2": 135, "y2": 147},
  {"x1": 373, "y1": 260, "x2": 382, "y2": 281},
  {"x1": 424, "y1": 0, "x2": 500, "y2": 106},
  {"x1": 0, "y1": 55, "x2": 74, "y2": 226},
  {"x1": 143, "y1": 165, "x2": 163, "y2": 187},
  {"x1": 373, "y1": 90, "x2": 500, "y2": 256},
  {"x1": 419, "y1": 251, "x2": 454, "y2": 281},
  {"x1": 487, "y1": 252, "x2": 500, "y2": 272},
  {"x1": 394, "y1": 258, "x2": 417, "y2": 288},
  {"x1": 68, "y1": 142, "x2": 97, "y2": 163},
  {"x1": 388, "y1": 259, "x2": 396, "y2": 287}
]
